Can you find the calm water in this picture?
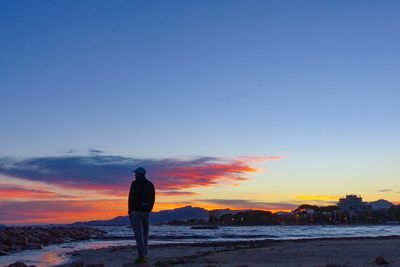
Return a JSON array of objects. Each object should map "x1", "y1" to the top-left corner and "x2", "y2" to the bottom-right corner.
[{"x1": 1, "y1": 225, "x2": 399, "y2": 267}]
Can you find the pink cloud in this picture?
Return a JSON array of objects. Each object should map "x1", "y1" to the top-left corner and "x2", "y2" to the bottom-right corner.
[
  {"x1": 237, "y1": 156, "x2": 287, "y2": 163},
  {"x1": 157, "y1": 191, "x2": 199, "y2": 196},
  {"x1": 153, "y1": 161, "x2": 258, "y2": 191},
  {"x1": 0, "y1": 184, "x2": 76, "y2": 200}
]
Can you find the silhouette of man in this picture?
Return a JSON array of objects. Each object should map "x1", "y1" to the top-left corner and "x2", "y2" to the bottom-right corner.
[{"x1": 128, "y1": 166, "x2": 155, "y2": 264}]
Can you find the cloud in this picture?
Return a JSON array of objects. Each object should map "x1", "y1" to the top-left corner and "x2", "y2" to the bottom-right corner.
[
  {"x1": 238, "y1": 156, "x2": 287, "y2": 163},
  {"x1": 296, "y1": 195, "x2": 340, "y2": 202},
  {"x1": 0, "y1": 184, "x2": 76, "y2": 200},
  {"x1": 157, "y1": 191, "x2": 199, "y2": 196},
  {"x1": 88, "y1": 149, "x2": 106, "y2": 155},
  {"x1": 0, "y1": 153, "x2": 283, "y2": 194},
  {"x1": 378, "y1": 189, "x2": 392, "y2": 192},
  {"x1": 197, "y1": 199, "x2": 298, "y2": 211}
]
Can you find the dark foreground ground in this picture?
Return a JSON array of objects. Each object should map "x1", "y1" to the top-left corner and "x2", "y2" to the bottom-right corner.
[{"x1": 53, "y1": 236, "x2": 400, "y2": 267}]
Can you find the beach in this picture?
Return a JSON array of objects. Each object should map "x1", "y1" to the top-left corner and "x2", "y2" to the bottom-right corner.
[{"x1": 54, "y1": 236, "x2": 400, "y2": 267}]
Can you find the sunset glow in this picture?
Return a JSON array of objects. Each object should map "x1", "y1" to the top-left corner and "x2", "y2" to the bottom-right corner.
[{"x1": 1, "y1": 1, "x2": 399, "y2": 225}]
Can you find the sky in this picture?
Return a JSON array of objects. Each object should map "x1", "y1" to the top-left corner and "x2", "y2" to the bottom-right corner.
[{"x1": 0, "y1": 0, "x2": 399, "y2": 225}]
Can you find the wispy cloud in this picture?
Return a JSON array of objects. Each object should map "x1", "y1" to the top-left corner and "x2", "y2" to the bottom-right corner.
[
  {"x1": 296, "y1": 195, "x2": 339, "y2": 202},
  {"x1": 157, "y1": 191, "x2": 199, "y2": 196},
  {"x1": 0, "y1": 184, "x2": 76, "y2": 200},
  {"x1": 237, "y1": 156, "x2": 287, "y2": 163},
  {"x1": 378, "y1": 189, "x2": 392, "y2": 192},
  {"x1": 88, "y1": 149, "x2": 106, "y2": 155}
]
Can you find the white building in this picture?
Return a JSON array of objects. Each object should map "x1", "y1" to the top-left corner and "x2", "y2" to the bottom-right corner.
[{"x1": 338, "y1": 195, "x2": 368, "y2": 215}]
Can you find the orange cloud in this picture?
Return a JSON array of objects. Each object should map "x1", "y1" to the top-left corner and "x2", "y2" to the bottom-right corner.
[
  {"x1": 154, "y1": 162, "x2": 257, "y2": 190},
  {"x1": 156, "y1": 191, "x2": 199, "y2": 196},
  {"x1": 296, "y1": 195, "x2": 340, "y2": 202},
  {"x1": 238, "y1": 156, "x2": 287, "y2": 163},
  {"x1": 0, "y1": 184, "x2": 76, "y2": 200}
]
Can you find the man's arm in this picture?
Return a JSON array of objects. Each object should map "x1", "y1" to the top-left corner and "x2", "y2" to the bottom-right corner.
[
  {"x1": 128, "y1": 181, "x2": 135, "y2": 213},
  {"x1": 150, "y1": 183, "x2": 155, "y2": 211}
]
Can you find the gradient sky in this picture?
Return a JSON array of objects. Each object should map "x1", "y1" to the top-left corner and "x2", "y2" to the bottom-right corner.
[{"x1": 1, "y1": 0, "x2": 399, "y2": 225}]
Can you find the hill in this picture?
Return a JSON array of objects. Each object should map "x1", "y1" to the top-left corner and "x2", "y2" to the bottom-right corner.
[{"x1": 70, "y1": 206, "x2": 209, "y2": 226}]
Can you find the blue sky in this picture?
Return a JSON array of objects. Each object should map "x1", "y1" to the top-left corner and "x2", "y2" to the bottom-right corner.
[{"x1": 0, "y1": 0, "x2": 399, "y2": 223}]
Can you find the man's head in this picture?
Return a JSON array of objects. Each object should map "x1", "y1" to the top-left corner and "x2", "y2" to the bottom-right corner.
[{"x1": 133, "y1": 166, "x2": 146, "y2": 179}]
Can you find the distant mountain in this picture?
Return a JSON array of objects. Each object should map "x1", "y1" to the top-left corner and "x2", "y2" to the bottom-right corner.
[
  {"x1": 209, "y1": 208, "x2": 251, "y2": 219},
  {"x1": 151, "y1": 205, "x2": 208, "y2": 224},
  {"x1": 70, "y1": 216, "x2": 129, "y2": 227},
  {"x1": 369, "y1": 199, "x2": 394, "y2": 211},
  {"x1": 0, "y1": 223, "x2": 5, "y2": 228},
  {"x1": 70, "y1": 206, "x2": 209, "y2": 226}
]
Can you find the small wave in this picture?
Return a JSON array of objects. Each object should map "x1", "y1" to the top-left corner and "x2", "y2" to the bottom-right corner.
[{"x1": 220, "y1": 234, "x2": 278, "y2": 238}]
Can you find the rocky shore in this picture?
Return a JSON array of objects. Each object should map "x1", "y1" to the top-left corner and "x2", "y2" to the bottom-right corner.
[{"x1": 0, "y1": 226, "x2": 106, "y2": 256}]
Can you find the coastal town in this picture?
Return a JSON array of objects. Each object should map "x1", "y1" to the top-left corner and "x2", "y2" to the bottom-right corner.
[{"x1": 183, "y1": 195, "x2": 400, "y2": 226}]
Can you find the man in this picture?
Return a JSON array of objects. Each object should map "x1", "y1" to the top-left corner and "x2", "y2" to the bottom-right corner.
[{"x1": 128, "y1": 166, "x2": 155, "y2": 264}]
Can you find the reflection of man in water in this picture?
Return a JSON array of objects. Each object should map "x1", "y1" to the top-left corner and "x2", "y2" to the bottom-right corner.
[{"x1": 128, "y1": 167, "x2": 155, "y2": 264}]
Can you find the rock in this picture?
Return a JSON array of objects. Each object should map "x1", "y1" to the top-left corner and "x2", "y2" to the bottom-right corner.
[
  {"x1": 10, "y1": 245, "x2": 22, "y2": 251},
  {"x1": 37, "y1": 234, "x2": 51, "y2": 244},
  {"x1": 24, "y1": 231, "x2": 41, "y2": 244},
  {"x1": 236, "y1": 265, "x2": 249, "y2": 267},
  {"x1": 123, "y1": 263, "x2": 151, "y2": 267},
  {"x1": 0, "y1": 250, "x2": 10, "y2": 255},
  {"x1": 0, "y1": 226, "x2": 106, "y2": 256},
  {"x1": 5, "y1": 262, "x2": 29, "y2": 267},
  {"x1": 69, "y1": 260, "x2": 85, "y2": 267},
  {"x1": 0, "y1": 230, "x2": 8, "y2": 242},
  {"x1": 155, "y1": 263, "x2": 172, "y2": 267},
  {"x1": 7, "y1": 235, "x2": 29, "y2": 248},
  {"x1": 85, "y1": 264, "x2": 106, "y2": 267},
  {"x1": 374, "y1": 256, "x2": 389, "y2": 265},
  {"x1": 0, "y1": 243, "x2": 11, "y2": 251},
  {"x1": 26, "y1": 242, "x2": 42, "y2": 250}
]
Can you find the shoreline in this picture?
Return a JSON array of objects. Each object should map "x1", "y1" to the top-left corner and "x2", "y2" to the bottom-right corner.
[{"x1": 54, "y1": 235, "x2": 400, "y2": 267}]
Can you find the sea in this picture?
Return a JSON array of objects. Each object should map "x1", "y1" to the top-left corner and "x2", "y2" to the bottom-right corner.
[{"x1": 1, "y1": 224, "x2": 400, "y2": 267}]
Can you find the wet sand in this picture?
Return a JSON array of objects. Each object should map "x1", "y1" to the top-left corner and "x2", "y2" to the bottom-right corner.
[{"x1": 54, "y1": 236, "x2": 400, "y2": 267}]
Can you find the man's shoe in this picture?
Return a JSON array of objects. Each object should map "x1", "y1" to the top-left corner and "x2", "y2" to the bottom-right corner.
[{"x1": 134, "y1": 257, "x2": 147, "y2": 264}]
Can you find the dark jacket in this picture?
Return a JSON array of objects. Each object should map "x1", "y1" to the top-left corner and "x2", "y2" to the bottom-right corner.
[{"x1": 128, "y1": 177, "x2": 155, "y2": 213}]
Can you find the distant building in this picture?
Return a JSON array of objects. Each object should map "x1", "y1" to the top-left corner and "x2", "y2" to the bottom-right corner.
[
  {"x1": 293, "y1": 207, "x2": 315, "y2": 216},
  {"x1": 338, "y1": 195, "x2": 368, "y2": 215}
]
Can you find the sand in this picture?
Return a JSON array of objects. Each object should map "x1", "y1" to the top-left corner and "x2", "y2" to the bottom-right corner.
[{"x1": 54, "y1": 236, "x2": 400, "y2": 267}]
